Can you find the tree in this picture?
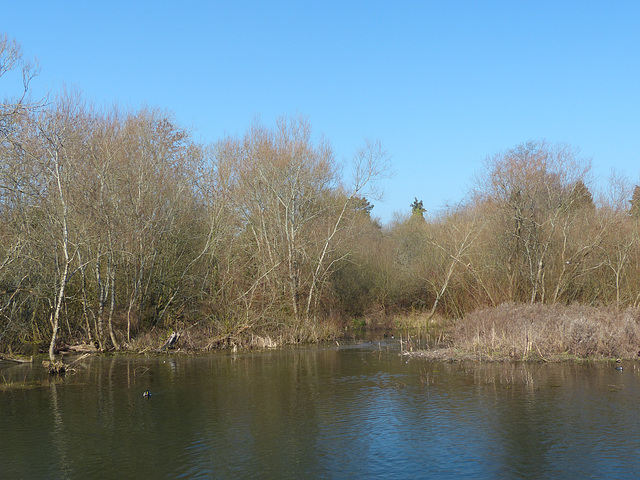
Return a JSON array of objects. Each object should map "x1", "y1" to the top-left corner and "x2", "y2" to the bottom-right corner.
[
  {"x1": 0, "y1": 34, "x2": 40, "y2": 135},
  {"x1": 410, "y1": 198, "x2": 425, "y2": 219},
  {"x1": 22, "y1": 94, "x2": 85, "y2": 362},
  {"x1": 424, "y1": 207, "x2": 483, "y2": 318},
  {"x1": 305, "y1": 138, "x2": 390, "y2": 319},
  {"x1": 227, "y1": 116, "x2": 337, "y2": 320},
  {"x1": 568, "y1": 180, "x2": 595, "y2": 211},
  {"x1": 629, "y1": 186, "x2": 640, "y2": 218},
  {"x1": 475, "y1": 141, "x2": 592, "y2": 303},
  {"x1": 352, "y1": 196, "x2": 374, "y2": 217},
  {"x1": 214, "y1": 116, "x2": 389, "y2": 326},
  {"x1": 100, "y1": 108, "x2": 203, "y2": 340},
  {"x1": 385, "y1": 214, "x2": 431, "y2": 311}
]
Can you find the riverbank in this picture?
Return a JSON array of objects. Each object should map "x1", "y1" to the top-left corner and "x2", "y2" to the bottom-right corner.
[
  {"x1": 127, "y1": 303, "x2": 640, "y2": 362},
  {"x1": 6, "y1": 303, "x2": 639, "y2": 365},
  {"x1": 62, "y1": 317, "x2": 345, "y2": 355},
  {"x1": 409, "y1": 303, "x2": 640, "y2": 361}
]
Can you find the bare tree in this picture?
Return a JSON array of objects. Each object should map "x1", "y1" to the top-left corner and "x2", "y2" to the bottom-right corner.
[
  {"x1": 31, "y1": 97, "x2": 82, "y2": 361},
  {"x1": 230, "y1": 117, "x2": 337, "y2": 319},
  {"x1": 305, "y1": 138, "x2": 390, "y2": 319},
  {"x1": 423, "y1": 208, "x2": 483, "y2": 318},
  {"x1": 475, "y1": 141, "x2": 592, "y2": 303},
  {"x1": 0, "y1": 34, "x2": 40, "y2": 135},
  {"x1": 213, "y1": 116, "x2": 390, "y2": 326}
]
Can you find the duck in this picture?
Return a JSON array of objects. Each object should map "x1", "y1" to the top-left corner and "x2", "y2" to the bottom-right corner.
[{"x1": 142, "y1": 390, "x2": 151, "y2": 398}]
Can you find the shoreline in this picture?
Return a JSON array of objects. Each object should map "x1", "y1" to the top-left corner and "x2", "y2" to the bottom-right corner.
[
  {"x1": 404, "y1": 348, "x2": 629, "y2": 363},
  {"x1": 4, "y1": 302, "x2": 640, "y2": 366}
]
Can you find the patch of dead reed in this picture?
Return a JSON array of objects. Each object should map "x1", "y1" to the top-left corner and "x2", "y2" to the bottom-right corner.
[{"x1": 443, "y1": 303, "x2": 640, "y2": 360}]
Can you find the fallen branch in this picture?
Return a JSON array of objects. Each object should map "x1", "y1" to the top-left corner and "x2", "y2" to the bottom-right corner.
[
  {"x1": 41, "y1": 353, "x2": 90, "y2": 375},
  {"x1": 0, "y1": 354, "x2": 33, "y2": 364},
  {"x1": 67, "y1": 353, "x2": 90, "y2": 367},
  {"x1": 68, "y1": 344, "x2": 98, "y2": 353},
  {"x1": 205, "y1": 324, "x2": 252, "y2": 350}
]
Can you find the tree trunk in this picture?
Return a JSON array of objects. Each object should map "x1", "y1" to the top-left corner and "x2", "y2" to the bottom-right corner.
[
  {"x1": 107, "y1": 261, "x2": 119, "y2": 349},
  {"x1": 49, "y1": 259, "x2": 69, "y2": 361},
  {"x1": 48, "y1": 148, "x2": 72, "y2": 363}
]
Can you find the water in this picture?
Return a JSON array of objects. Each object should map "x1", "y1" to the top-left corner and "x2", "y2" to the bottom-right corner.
[{"x1": 1, "y1": 341, "x2": 640, "y2": 479}]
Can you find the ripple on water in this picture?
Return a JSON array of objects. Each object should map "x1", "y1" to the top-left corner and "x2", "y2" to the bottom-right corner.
[{"x1": 3, "y1": 353, "x2": 640, "y2": 479}]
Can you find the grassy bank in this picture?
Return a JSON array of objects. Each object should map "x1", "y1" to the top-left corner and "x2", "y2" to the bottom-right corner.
[{"x1": 412, "y1": 303, "x2": 640, "y2": 361}]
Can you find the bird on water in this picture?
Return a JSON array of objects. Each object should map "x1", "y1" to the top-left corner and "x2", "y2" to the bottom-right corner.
[{"x1": 143, "y1": 390, "x2": 151, "y2": 398}]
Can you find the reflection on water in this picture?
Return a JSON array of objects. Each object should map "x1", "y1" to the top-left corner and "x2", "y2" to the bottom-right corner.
[{"x1": 1, "y1": 343, "x2": 640, "y2": 479}]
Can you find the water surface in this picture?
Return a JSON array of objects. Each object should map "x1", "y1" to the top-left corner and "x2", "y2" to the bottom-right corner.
[{"x1": 1, "y1": 341, "x2": 639, "y2": 479}]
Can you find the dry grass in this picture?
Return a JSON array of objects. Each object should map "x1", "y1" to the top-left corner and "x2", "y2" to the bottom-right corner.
[
  {"x1": 393, "y1": 310, "x2": 431, "y2": 330},
  {"x1": 393, "y1": 310, "x2": 449, "y2": 331},
  {"x1": 124, "y1": 316, "x2": 344, "y2": 353},
  {"x1": 424, "y1": 303, "x2": 640, "y2": 360},
  {"x1": 277, "y1": 317, "x2": 343, "y2": 344}
]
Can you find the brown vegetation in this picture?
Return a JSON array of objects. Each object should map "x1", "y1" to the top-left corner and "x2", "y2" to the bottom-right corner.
[
  {"x1": 415, "y1": 303, "x2": 640, "y2": 360},
  {"x1": 2, "y1": 36, "x2": 640, "y2": 361}
]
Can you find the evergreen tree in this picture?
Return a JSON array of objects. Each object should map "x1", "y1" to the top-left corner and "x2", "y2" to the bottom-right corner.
[
  {"x1": 630, "y1": 185, "x2": 640, "y2": 218},
  {"x1": 569, "y1": 180, "x2": 595, "y2": 211},
  {"x1": 353, "y1": 196, "x2": 374, "y2": 216},
  {"x1": 410, "y1": 197, "x2": 425, "y2": 219}
]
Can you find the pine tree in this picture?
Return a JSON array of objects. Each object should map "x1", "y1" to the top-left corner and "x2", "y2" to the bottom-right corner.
[
  {"x1": 410, "y1": 197, "x2": 425, "y2": 219},
  {"x1": 630, "y1": 185, "x2": 640, "y2": 218}
]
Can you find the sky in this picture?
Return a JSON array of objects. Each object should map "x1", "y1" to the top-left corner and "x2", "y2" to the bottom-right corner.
[{"x1": 3, "y1": 1, "x2": 640, "y2": 223}]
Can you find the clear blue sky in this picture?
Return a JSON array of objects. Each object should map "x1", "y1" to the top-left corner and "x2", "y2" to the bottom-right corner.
[{"x1": 4, "y1": 1, "x2": 640, "y2": 223}]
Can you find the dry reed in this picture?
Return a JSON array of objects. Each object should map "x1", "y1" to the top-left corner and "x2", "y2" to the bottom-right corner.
[{"x1": 433, "y1": 303, "x2": 640, "y2": 360}]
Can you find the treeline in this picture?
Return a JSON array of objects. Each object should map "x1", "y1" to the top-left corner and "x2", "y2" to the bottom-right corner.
[
  {"x1": 2, "y1": 36, "x2": 640, "y2": 356},
  {"x1": 0, "y1": 99, "x2": 392, "y2": 355},
  {"x1": 383, "y1": 142, "x2": 640, "y2": 318},
  {"x1": 0, "y1": 37, "x2": 393, "y2": 356}
]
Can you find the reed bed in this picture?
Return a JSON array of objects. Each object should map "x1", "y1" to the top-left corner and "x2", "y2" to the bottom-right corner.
[{"x1": 418, "y1": 303, "x2": 640, "y2": 361}]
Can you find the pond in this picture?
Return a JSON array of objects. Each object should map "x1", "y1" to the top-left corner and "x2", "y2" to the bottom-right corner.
[{"x1": 1, "y1": 340, "x2": 639, "y2": 479}]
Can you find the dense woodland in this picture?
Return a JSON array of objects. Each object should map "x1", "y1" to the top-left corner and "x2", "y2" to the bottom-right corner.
[{"x1": 3, "y1": 35, "x2": 640, "y2": 359}]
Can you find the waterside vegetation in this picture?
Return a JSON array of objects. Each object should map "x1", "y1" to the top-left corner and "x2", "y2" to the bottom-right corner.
[
  {"x1": 3, "y1": 35, "x2": 640, "y2": 365},
  {"x1": 408, "y1": 303, "x2": 640, "y2": 361}
]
